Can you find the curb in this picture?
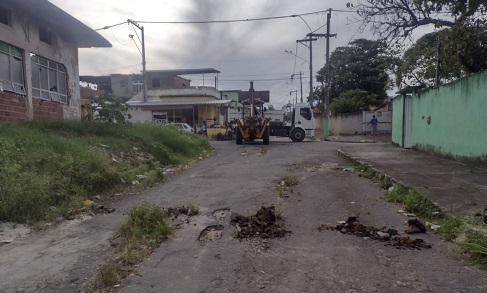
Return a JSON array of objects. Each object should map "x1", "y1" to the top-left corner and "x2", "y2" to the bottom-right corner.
[{"x1": 337, "y1": 148, "x2": 406, "y2": 188}]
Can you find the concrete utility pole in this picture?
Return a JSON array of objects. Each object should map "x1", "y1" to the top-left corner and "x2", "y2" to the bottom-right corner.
[
  {"x1": 128, "y1": 20, "x2": 147, "y2": 103},
  {"x1": 310, "y1": 9, "x2": 336, "y2": 140},
  {"x1": 291, "y1": 72, "x2": 303, "y2": 103},
  {"x1": 296, "y1": 36, "x2": 317, "y2": 105}
]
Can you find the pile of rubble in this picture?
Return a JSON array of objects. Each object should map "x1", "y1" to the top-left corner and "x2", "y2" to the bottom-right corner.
[
  {"x1": 230, "y1": 206, "x2": 290, "y2": 239},
  {"x1": 318, "y1": 217, "x2": 432, "y2": 250}
]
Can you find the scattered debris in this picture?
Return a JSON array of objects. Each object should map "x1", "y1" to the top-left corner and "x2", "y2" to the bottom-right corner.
[
  {"x1": 318, "y1": 217, "x2": 431, "y2": 250},
  {"x1": 66, "y1": 204, "x2": 116, "y2": 220},
  {"x1": 430, "y1": 224, "x2": 441, "y2": 232},
  {"x1": 405, "y1": 219, "x2": 427, "y2": 234},
  {"x1": 199, "y1": 225, "x2": 224, "y2": 245},
  {"x1": 343, "y1": 167, "x2": 356, "y2": 173},
  {"x1": 230, "y1": 206, "x2": 290, "y2": 239},
  {"x1": 83, "y1": 199, "x2": 94, "y2": 206},
  {"x1": 397, "y1": 209, "x2": 417, "y2": 217},
  {"x1": 167, "y1": 206, "x2": 199, "y2": 217}
]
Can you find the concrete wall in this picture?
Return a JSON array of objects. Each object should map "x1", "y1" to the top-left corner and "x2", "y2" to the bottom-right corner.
[
  {"x1": 147, "y1": 87, "x2": 220, "y2": 99},
  {"x1": 329, "y1": 112, "x2": 363, "y2": 135},
  {"x1": 110, "y1": 74, "x2": 143, "y2": 100},
  {"x1": 128, "y1": 108, "x2": 152, "y2": 123},
  {"x1": 328, "y1": 111, "x2": 392, "y2": 135},
  {"x1": 393, "y1": 70, "x2": 487, "y2": 161},
  {"x1": 0, "y1": 2, "x2": 81, "y2": 121},
  {"x1": 110, "y1": 74, "x2": 191, "y2": 100}
]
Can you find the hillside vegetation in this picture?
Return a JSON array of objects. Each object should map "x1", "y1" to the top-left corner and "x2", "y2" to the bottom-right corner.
[{"x1": 0, "y1": 120, "x2": 210, "y2": 224}]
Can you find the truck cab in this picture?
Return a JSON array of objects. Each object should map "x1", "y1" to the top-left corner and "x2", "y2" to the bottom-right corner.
[{"x1": 269, "y1": 103, "x2": 315, "y2": 142}]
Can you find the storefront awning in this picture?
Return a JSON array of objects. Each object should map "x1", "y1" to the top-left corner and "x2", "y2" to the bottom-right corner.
[{"x1": 127, "y1": 100, "x2": 231, "y2": 107}]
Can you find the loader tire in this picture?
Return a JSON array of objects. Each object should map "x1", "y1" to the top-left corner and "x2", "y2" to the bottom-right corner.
[
  {"x1": 263, "y1": 127, "x2": 270, "y2": 145},
  {"x1": 236, "y1": 129, "x2": 243, "y2": 145}
]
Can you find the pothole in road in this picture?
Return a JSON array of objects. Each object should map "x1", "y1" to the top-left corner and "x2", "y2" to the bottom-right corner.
[
  {"x1": 230, "y1": 205, "x2": 290, "y2": 239},
  {"x1": 213, "y1": 208, "x2": 230, "y2": 222},
  {"x1": 199, "y1": 225, "x2": 224, "y2": 245},
  {"x1": 318, "y1": 217, "x2": 432, "y2": 250}
]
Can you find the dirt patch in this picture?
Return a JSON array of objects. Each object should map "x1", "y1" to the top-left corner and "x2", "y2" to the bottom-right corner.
[
  {"x1": 230, "y1": 206, "x2": 290, "y2": 239},
  {"x1": 199, "y1": 225, "x2": 224, "y2": 245},
  {"x1": 213, "y1": 208, "x2": 230, "y2": 222},
  {"x1": 167, "y1": 206, "x2": 199, "y2": 229},
  {"x1": 318, "y1": 217, "x2": 432, "y2": 250}
]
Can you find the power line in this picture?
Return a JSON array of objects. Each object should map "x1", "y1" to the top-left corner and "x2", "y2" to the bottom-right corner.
[{"x1": 96, "y1": 10, "x2": 328, "y2": 30}]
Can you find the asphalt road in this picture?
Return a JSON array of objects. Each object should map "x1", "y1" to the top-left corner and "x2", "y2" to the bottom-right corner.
[{"x1": 1, "y1": 138, "x2": 486, "y2": 292}]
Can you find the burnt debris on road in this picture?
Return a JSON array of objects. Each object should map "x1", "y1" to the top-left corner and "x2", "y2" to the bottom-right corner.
[
  {"x1": 318, "y1": 217, "x2": 432, "y2": 250},
  {"x1": 230, "y1": 206, "x2": 291, "y2": 239}
]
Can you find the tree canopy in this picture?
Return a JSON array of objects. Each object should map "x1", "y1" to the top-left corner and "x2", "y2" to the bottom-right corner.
[
  {"x1": 347, "y1": 1, "x2": 487, "y2": 74},
  {"x1": 347, "y1": 0, "x2": 486, "y2": 40},
  {"x1": 315, "y1": 39, "x2": 393, "y2": 114},
  {"x1": 316, "y1": 38, "x2": 394, "y2": 101}
]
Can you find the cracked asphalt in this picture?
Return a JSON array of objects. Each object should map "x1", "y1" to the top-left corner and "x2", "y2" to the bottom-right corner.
[{"x1": 1, "y1": 138, "x2": 486, "y2": 292}]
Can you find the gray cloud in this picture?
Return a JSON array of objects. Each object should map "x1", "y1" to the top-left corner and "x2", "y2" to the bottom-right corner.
[{"x1": 55, "y1": 0, "x2": 381, "y2": 107}]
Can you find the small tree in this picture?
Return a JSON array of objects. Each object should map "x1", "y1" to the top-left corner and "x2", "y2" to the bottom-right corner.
[
  {"x1": 95, "y1": 96, "x2": 132, "y2": 123},
  {"x1": 330, "y1": 89, "x2": 381, "y2": 115}
]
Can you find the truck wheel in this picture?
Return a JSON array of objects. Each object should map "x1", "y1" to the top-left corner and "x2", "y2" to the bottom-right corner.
[
  {"x1": 263, "y1": 127, "x2": 270, "y2": 145},
  {"x1": 236, "y1": 129, "x2": 243, "y2": 145},
  {"x1": 290, "y1": 128, "x2": 305, "y2": 142}
]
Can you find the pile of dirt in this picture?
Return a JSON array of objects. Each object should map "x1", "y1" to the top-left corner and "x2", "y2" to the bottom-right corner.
[
  {"x1": 318, "y1": 217, "x2": 431, "y2": 250},
  {"x1": 230, "y1": 206, "x2": 290, "y2": 239}
]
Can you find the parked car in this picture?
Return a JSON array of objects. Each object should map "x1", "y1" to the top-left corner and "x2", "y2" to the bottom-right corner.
[{"x1": 172, "y1": 123, "x2": 194, "y2": 133}]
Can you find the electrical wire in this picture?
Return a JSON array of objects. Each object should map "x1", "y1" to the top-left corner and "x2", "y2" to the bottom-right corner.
[
  {"x1": 109, "y1": 28, "x2": 132, "y2": 46},
  {"x1": 96, "y1": 10, "x2": 329, "y2": 30}
]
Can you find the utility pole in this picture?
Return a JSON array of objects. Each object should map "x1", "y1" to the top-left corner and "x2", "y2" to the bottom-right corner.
[
  {"x1": 290, "y1": 90, "x2": 298, "y2": 104},
  {"x1": 291, "y1": 72, "x2": 303, "y2": 103},
  {"x1": 325, "y1": 9, "x2": 332, "y2": 139},
  {"x1": 128, "y1": 20, "x2": 147, "y2": 103},
  {"x1": 316, "y1": 8, "x2": 336, "y2": 140},
  {"x1": 296, "y1": 36, "x2": 317, "y2": 105}
]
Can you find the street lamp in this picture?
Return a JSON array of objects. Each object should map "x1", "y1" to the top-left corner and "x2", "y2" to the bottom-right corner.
[{"x1": 284, "y1": 50, "x2": 309, "y2": 65}]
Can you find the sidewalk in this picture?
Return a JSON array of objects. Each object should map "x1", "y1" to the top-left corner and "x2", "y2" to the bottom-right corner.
[{"x1": 337, "y1": 142, "x2": 487, "y2": 215}]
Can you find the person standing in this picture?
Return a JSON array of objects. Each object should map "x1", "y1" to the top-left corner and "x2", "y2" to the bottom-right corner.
[
  {"x1": 370, "y1": 115, "x2": 378, "y2": 135},
  {"x1": 201, "y1": 121, "x2": 207, "y2": 136}
]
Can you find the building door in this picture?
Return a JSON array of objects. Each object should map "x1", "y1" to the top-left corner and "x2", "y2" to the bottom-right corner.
[{"x1": 403, "y1": 95, "x2": 412, "y2": 149}]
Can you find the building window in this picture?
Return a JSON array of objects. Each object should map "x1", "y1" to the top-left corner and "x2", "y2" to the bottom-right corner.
[
  {"x1": 151, "y1": 77, "x2": 160, "y2": 88},
  {"x1": 0, "y1": 6, "x2": 12, "y2": 26},
  {"x1": 133, "y1": 81, "x2": 143, "y2": 93},
  {"x1": 31, "y1": 54, "x2": 67, "y2": 104},
  {"x1": 39, "y1": 27, "x2": 52, "y2": 45},
  {"x1": 0, "y1": 41, "x2": 25, "y2": 95}
]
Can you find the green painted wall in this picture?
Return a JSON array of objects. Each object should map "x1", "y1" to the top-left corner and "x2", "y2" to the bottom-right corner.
[
  {"x1": 392, "y1": 96, "x2": 404, "y2": 146},
  {"x1": 409, "y1": 70, "x2": 487, "y2": 160}
]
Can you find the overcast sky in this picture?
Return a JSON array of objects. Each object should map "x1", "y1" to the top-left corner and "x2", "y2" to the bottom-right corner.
[{"x1": 49, "y1": 0, "x2": 401, "y2": 107}]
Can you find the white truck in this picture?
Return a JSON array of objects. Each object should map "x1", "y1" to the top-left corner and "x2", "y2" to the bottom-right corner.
[{"x1": 268, "y1": 103, "x2": 315, "y2": 142}]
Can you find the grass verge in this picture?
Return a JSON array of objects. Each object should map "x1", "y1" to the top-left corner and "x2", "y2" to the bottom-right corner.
[
  {"x1": 340, "y1": 152, "x2": 487, "y2": 266},
  {"x1": 90, "y1": 204, "x2": 172, "y2": 292},
  {"x1": 0, "y1": 120, "x2": 210, "y2": 225}
]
